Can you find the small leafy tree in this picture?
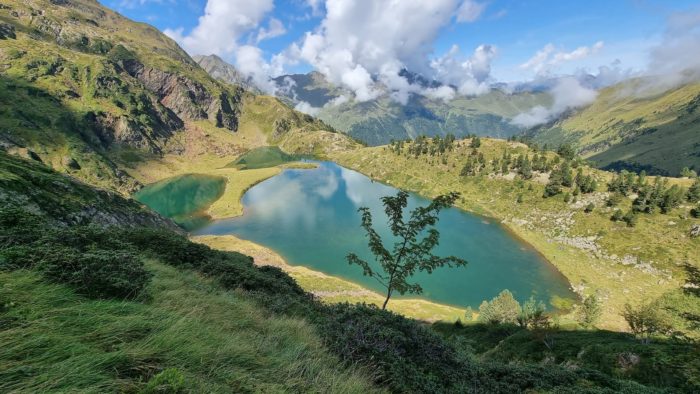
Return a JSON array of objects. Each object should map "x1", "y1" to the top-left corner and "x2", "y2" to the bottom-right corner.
[
  {"x1": 622, "y1": 303, "x2": 673, "y2": 344},
  {"x1": 347, "y1": 191, "x2": 467, "y2": 309},
  {"x1": 623, "y1": 210, "x2": 638, "y2": 227},
  {"x1": 686, "y1": 180, "x2": 700, "y2": 203},
  {"x1": 611, "y1": 209, "x2": 624, "y2": 222},
  {"x1": 478, "y1": 290, "x2": 521, "y2": 324},
  {"x1": 680, "y1": 167, "x2": 697, "y2": 178},
  {"x1": 518, "y1": 297, "x2": 550, "y2": 329},
  {"x1": 557, "y1": 144, "x2": 576, "y2": 161},
  {"x1": 577, "y1": 294, "x2": 602, "y2": 329}
]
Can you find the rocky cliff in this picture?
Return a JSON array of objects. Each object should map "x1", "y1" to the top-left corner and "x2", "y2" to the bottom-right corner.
[{"x1": 0, "y1": 0, "x2": 244, "y2": 192}]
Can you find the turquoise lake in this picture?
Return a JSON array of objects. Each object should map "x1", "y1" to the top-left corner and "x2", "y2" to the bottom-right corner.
[
  {"x1": 192, "y1": 162, "x2": 576, "y2": 309},
  {"x1": 134, "y1": 174, "x2": 226, "y2": 230}
]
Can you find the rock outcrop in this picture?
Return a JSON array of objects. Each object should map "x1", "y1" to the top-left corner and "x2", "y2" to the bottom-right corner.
[{"x1": 123, "y1": 60, "x2": 241, "y2": 132}]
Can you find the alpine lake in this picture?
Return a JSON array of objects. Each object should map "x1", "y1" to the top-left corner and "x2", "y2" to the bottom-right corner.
[{"x1": 135, "y1": 159, "x2": 576, "y2": 309}]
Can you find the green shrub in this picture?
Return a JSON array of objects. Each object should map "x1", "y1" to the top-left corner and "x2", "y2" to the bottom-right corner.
[
  {"x1": 478, "y1": 290, "x2": 522, "y2": 324},
  {"x1": 201, "y1": 255, "x2": 305, "y2": 296},
  {"x1": 584, "y1": 202, "x2": 595, "y2": 213},
  {"x1": 691, "y1": 204, "x2": 700, "y2": 218},
  {"x1": 578, "y1": 294, "x2": 603, "y2": 328},
  {"x1": 611, "y1": 209, "x2": 624, "y2": 222},
  {"x1": 119, "y1": 229, "x2": 216, "y2": 268},
  {"x1": 318, "y1": 303, "x2": 464, "y2": 392},
  {"x1": 140, "y1": 368, "x2": 185, "y2": 394},
  {"x1": 606, "y1": 193, "x2": 623, "y2": 207},
  {"x1": 38, "y1": 248, "x2": 151, "y2": 299},
  {"x1": 517, "y1": 297, "x2": 550, "y2": 329},
  {"x1": 623, "y1": 210, "x2": 638, "y2": 227},
  {"x1": 0, "y1": 206, "x2": 47, "y2": 248},
  {"x1": 622, "y1": 303, "x2": 673, "y2": 344}
]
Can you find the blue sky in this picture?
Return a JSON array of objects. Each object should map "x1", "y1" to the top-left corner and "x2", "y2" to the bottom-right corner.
[{"x1": 105, "y1": 0, "x2": 697, "y2": 82}]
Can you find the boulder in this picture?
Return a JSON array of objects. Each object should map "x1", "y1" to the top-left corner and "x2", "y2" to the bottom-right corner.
[
  {"x1": 691, "y1": 224, "x2": 700, "y2": 238},
  {"x1": 0, "y1": 23, "x2": 16, "y2": 40}
]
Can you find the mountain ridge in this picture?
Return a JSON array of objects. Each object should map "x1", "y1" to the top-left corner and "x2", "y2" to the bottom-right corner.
[
  {"x1": 193, "y1": 55, "x2": 553, "y2": 145},
  {"x1": 0, "y1": 0, "x2": 338, "y2": 194},
  {"x1": 526, "y1": 78, "x2": 700, "y2": 176}
]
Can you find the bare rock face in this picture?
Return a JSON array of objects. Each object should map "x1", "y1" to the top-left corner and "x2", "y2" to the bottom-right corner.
[
  {"x1": 691, "y1": 224, "x2": 700, "y2": 238},
  {"x1": 122, "y1": 60, "x2": 240, "y2": 132},
  {"x1": 62, "y1": 155, "x2": 81, "y2": 170},
  {"x1": 0, "y1": 23, "x2": 16, "y2": 39}
]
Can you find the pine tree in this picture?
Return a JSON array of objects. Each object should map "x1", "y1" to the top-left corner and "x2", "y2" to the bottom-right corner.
[
  {"x1": 561, "y1": 161, "x2": 573, "y2": 187},
  {"x1": 688, "y1": 180, "x2": 700, "y2": 203},
  {"x1": 470, "y1": 136, "x2": 481, "y2": 148}
]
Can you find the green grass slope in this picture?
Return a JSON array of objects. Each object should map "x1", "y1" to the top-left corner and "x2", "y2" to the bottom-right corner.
[
  {"x1": 3, "y1": 140, "x2": 691, "y2": 392},
  {"x1": 0, "y1": 262, "x2": 379, "y2": 393},
  {"x1": 0, "y1": 0, "x2": 340, "y2": 195},
  {"x1": 529, "y1": 80, "x2": 700, "y2": 176},
  {"x1": 0, "y1": 0, "x2": 242, "y2": 192}
]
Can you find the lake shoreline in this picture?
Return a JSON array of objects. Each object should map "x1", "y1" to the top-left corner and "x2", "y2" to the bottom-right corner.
[
  {"x1": 332, "y1": 157, "x2": 580, "y2": 297},
  {"x1": 135, "y1": 158, "x2": 576, "y2": 323},
  {"x1": 193, "y1": 234, "x2": 467, "y2": 322}
]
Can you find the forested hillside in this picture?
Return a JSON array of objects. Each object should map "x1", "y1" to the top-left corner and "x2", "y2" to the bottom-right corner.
[{"x1": 527, "y1": 79, "x2": 700, "y2": 176}]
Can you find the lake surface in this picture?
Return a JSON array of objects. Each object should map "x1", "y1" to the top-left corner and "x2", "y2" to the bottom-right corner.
[
  {"x1": 134, "y1": 174, "x2": 226, "y2": 230},
  {"x1": 192, "y1": 162, "x2": 576, "y2": 309}
]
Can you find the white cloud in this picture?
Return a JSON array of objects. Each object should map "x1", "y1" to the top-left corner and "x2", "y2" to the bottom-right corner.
[
  {"x1": 430, "y1": 44, "x2": 496, "y2": 96},
  {"x1": 234, "y1": 45, "x2": 286, "y2": 94},
  {"x1": 325, "y1": 94, "x2": 349, "y2": 107},
  {"x1": 511, "y1": 77, "x2": 597, "y2": 127},
  {"x1": 256, "y1": 18, "x2": 287, "y2": 43},
  {"x1": 164, "y1": 0, "x2": 273, "y2": 56},
  {"x1": 306, "y1": 0, "x2": 325, "y2": 16},
  {"x1": 424, "y1": 85, "x2": 457, "y2": 102},
  {"x1": 640, "y1": 10, "x2": 700, "y2": 92},
  {"x1": 520, "y1": 41, "x2": 604, "y2": 76},
  {"x1": 292, "y1": 0, "x2": 493, "y2": 102},
  {"x1": 294, "y1": 101, "x2": 321, "y2": 116},
  {"x1": 456, "y1": 0, "x2": 486, "y2": 23}
]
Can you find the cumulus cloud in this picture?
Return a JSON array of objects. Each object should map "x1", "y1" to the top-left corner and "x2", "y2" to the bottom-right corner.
[
  {"x1": 164, "y1": 0, "x2": 273, "y2": 56},
  {"x1": 431, "y1": 44, "x2": 496, "y2": 96},
  {"x1": 424, "y1": 85, "x2": 457, "y2": 102},
  {"x1": 306, "y1": 0, "x2": 325, "y2": 17},
  {"x1": 294, "y1": 101, "x2": 321, "y2": 115},
  {"x1": 456, "y1": 0, "x2": 486, "y2": 23},
  {"x1": 520, "y1": 41, "x2": 604, "y2": 76},
  {"x1": 326, "y1": 94, "x2": 349, "y2": 107},
  {"x1": 256, "y1": 18, "x2": 287, "y2": 43},
  {"x1": 511, "y1": 77, "x2": 597, "y2": 127},
  {"x1": 638, "y1": 10, "x2": 700, "y2": 93},
  {"x1": 234, "y1": 45, "x2": 286, "y2": 94},
  {"x1": 292, "y1": 0, "x2": 495, "y2": 102}
]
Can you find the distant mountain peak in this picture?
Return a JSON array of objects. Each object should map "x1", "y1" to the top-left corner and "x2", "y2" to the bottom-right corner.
[{"x1": 194, "y1": 54, "x2": 262, "y2": 94}]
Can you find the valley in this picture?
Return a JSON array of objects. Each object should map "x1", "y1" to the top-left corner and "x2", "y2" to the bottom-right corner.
[{"x1": 1, "y1": 0, "x2": 699, "y2": 392}]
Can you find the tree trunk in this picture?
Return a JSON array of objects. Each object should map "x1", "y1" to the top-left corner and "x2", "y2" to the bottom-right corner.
[{"x1": 382, "y1": 288, "x2": 393, "y2": 310}]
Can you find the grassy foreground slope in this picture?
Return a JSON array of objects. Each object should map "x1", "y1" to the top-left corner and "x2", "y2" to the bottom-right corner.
[
  {"x1": 331, "y1": 137, "x2": 699, "y2": 331},
  {"x1": 1, "y1": 264, "x2": 379, "y2": 393},
  {"x1": 529, "y1": 80, "x2": 700, "y2": 176},
  {"x1": 4, "y1": 151, "x2": 682, "y2": 392},
  {"x1": 0, "y1": 150, "x2": 380, "y2": 392}
]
